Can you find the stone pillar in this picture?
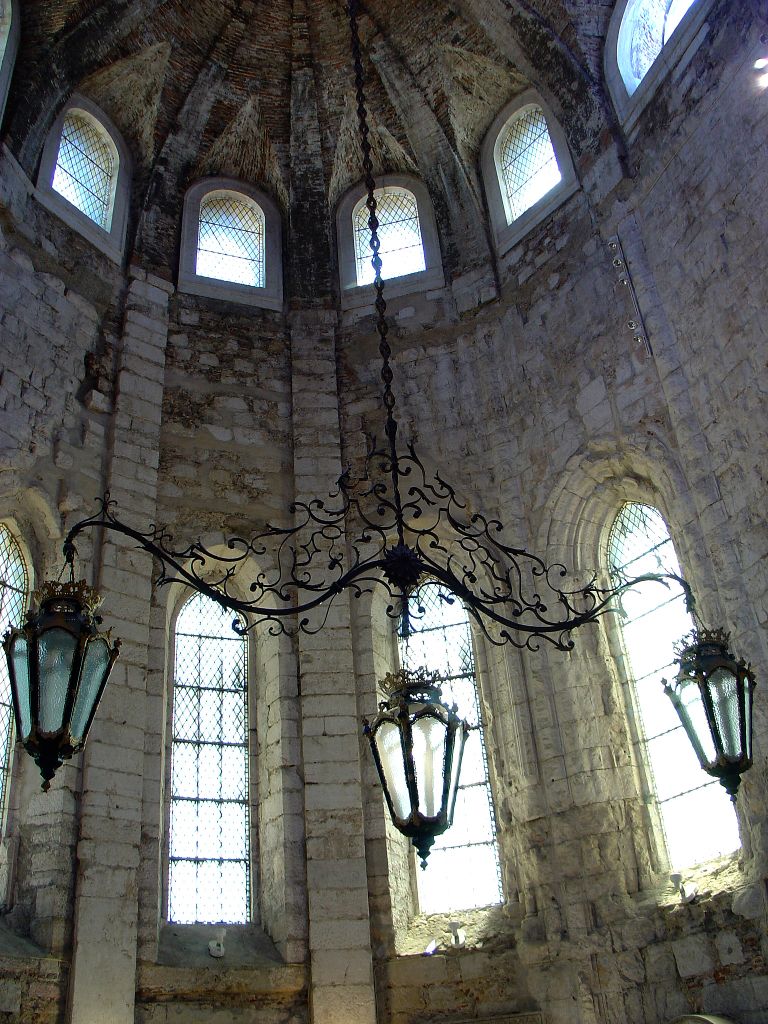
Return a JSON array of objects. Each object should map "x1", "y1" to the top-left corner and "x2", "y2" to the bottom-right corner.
[
  {"x1": 290, "y1": 311, "x2": 378, "y2": 1024},
  {"x1": 66, "y1": 269, "x2": 171, "y2": 1024}
]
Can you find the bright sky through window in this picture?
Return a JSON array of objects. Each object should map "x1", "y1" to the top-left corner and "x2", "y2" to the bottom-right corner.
[
  {"x1": 51, "y1": 112, "x2": 116, "y2": 228},
  {"x1": 168, "y1": 593, "x2": 250, "y2": 924},
  {"x1": 499, "y1": 106, "x2": 561, "y2": 222},
  {"x1": 619, "y1": 0, "x2": 698, "y2": 94},
  {"x1": 608, "y1": 503, "x2": 740, "y2": 868},
  {"x1": 354, "y1": 187, "x2": 426, "y2": 286},
  {"x1": 399, "y1": 582, "x2": 502, "y2": 913},
  {"x1": 196, "y1": 192, "x2": 265, "y2": 288},
  {"x1": 0, "y1": 526, "x2": 27, "y2": 814}
]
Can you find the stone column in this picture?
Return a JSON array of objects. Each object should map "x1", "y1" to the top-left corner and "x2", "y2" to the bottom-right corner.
[
  {"x1": 66, "y1": 269, "x2": 172, "y2": 1024},
  {"x1": 290, "y1": 311, "x2": 378, "y2": 1024}
]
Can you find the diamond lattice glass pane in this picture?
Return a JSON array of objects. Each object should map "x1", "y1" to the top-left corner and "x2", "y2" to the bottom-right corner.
[
  {"x1": 52, "y1": 112, "x2": 115, "y2": 228},
  {"x1": 0, "y1": 526, "x2": 28, "y2": 808},
  {"x1": 607, "y1": 502, "x2": 739, "y2": 866},
  {"x1": 196, "y1": 193, "x2": 265, "y2": 288},
  {"x1": 399, "y1": 580, "x2": 502, "y2": 911},
  {"x1": 499, "y1": 106, "x2": 561, "y2": 221},
  {"x1": 168, "y1": 593, "x2": 249, "y2": 923},
  {"x1": 354, "y1": 187, "x2": 426, "y2": 285}
]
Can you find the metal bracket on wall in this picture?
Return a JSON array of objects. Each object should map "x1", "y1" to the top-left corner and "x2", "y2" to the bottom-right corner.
[{"x1": 607, "y1": 235, "x2": 652, "y2": 355}]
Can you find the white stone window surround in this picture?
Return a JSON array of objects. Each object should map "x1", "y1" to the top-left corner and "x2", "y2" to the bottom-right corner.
[
  {"x1": 179, "y1": 178, "x2": 283, "y2": 311},
  {"x1": 36, "y1": 94, "x2": 131, "y2": 264},
  {"x1": 605, "y1": 0, "x2": 716, "y2": 136},
  {"x1": 0, "y1": 0, "x2": 19, "y2": 131},
  {"x1": 481, "y1": 90, "x2": 578, "y2": 257},
  {"x1": 336, "y1": 174, "x2": 444, "y2": 311}
]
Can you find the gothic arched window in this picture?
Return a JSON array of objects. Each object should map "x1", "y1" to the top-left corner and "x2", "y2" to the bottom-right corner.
[
  {"x1": 0, "y1": 525, "x2": 29, "y2": 817},
  {"x1": 167, "y1": 593, "x2": 251, "y2": 924},
  {"x1": 352, "y1": 186, "x2": 426, "y2": 286},
  {"x1": 607, "y1": 502, "x2": 740, "y2": 868},
  {"x1": 497, "y1": 105, "x2": 561, "y2": 224},
  {"x1": 178, "y1": 178, "x2": 283, "y2": 310},
  {"x1": 399, "y1": 581, "x2": 502, "y2": 913}
]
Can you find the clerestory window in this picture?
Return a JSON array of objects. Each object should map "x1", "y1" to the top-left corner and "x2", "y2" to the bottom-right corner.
[
  {"x1": 167, "y1": 593, "x2": 251, "y2": 924},
  {"x1": 353, "y1": 186, "x2": 425, "y2": 286},
  {"x1": 399, "y1": 581, "x2": 502, "y2": 914},
  {"x1": 0, "y1": 0, "x2": 19, "y2": 130},
  {"x1": 617, "y1": 0, "x2": 699, "y2": 97},
  {"x1": 607, "y1": 502, "x2": 740, "y2": 868},
  {"x1": 52, "y1": 109, "x2": 117, "y2": 230},
  {"x1": 481, "y1": 91, "x2": 577, "y2": 256},
  {"x1": 0, "y1": 525, "x2": 29, "y2": 822},
  {"x1": 178, "y1": 178, "x2": 283, "y2": 310}
]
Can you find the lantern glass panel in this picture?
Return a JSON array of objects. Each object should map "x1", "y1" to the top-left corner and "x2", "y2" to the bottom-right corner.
[
  {"x1": 708, "y1": 667, "x2": 741, "y2": 759},
  {"x1": 70, "y1": 637, "x2": 111, "y2": 743},
  {"x1": 10, "y1": 635, "x2": 31, "y2": 739},
  {"x1": 411, "y1": 713, "x2": 447, "y2": 817},
  {"x1": 377, "y1": 719, "x2": 411, "y2": 819},
  {"x1": 446, "y1": 728, "x2": 464, "y2": 817},
  {"x1": 675, "y1": 677, "x2": 717, "y2": 766},
  {"x1": 38, "y1": 628, "x2": 77, "y2": 734}
]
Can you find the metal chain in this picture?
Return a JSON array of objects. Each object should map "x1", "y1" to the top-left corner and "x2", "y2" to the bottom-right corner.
[{"x1": 348, "y1": 0, "x2": 395, "y2": 433}]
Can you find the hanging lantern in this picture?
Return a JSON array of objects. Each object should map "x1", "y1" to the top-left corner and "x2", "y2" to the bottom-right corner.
[
  {"x1": 2, "y1": 580, "x2": 121, "y2": 791},
  {"x1": 363, "y1": 667, "x2": 469, "y2": 868},
  {"x1": 664, "y1": 628, "x2": 756, "y2": 802}
]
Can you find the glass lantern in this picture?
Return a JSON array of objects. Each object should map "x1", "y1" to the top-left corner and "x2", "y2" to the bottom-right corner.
[
  {"x1": 3, "y1": 579, "x2": 120, "y2": 790},
  {"x1": 664, "y1": 628, "x2": 756, "y2": 801},
  {"x1": 363, "y1": 667, "x2": 469, "y2": 867}
]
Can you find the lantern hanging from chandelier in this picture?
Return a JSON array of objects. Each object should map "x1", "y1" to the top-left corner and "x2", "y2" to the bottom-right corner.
[
  {"x1": 363, "y1": 667, "x2": 470, "y2": 868},
  {"x1": 2, "y1": 580, "x2": 121, "y2": 791},
  {"x1": 664, "y1": 628, "x2": 756, "y2": 802}
]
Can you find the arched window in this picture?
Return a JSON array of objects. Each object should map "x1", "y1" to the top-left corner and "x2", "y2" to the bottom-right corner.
[
  {"x1": 51, "y1": 110, "x2": 117, "y2": 229},
  {"x1": 196, "y1": 191, "x2": 265, "y2": 288},
  {"x1": 0, "y1": 525, "x2": 29, "y2": 818},
  {"x1": 167, "y1": 593, "x2": 250, "y2": 924},
  {"x1": 399, "y1": 581, "x2": 502, "y2": 913},
  {"x1": 607, "y1": 502, "x2": 740, "y2": 868},
  {"x1": 0, "y1": 0, "x2": 19, "y2": 130},
  {"x1": 37, "y1": 95, "x2": 131, "y2": 260},
  {"x1": 617, "y1": 0, "x2": 698, "y2": 96},
  {"x1": 179, "y1": 178, "x2": 283, "y2": 310},
  {"x1": 337, "y1": 174, "x2": 444, "y2": 310},
  {"x1": 481, "y1": 92, "x2": 577, "y2": 256},
  {"x1": 352, "y1": 186, "x2": 425, "y2": 286},
  {"x1": 606, "y1": 0, "x2": 711, "y2": 130}
]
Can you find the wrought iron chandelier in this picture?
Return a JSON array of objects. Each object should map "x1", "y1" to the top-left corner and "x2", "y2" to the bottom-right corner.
[{"x1": 1, "y1": 2, "x2": 757, "y2": 855}]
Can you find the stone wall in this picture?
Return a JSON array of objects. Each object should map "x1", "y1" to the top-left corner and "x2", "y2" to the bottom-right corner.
[{"x1": 0, "y1": 2, "x2": 765, "y2": 1024}]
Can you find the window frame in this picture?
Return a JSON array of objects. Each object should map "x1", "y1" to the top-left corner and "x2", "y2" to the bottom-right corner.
[
  {"x1": 36, "y1": 94, "x2": 131, "y2": 262},
  {"x1": 0, "y1": 0, "x2": 19, "y2": 131},
  {"x1": 337, "y1": 174, "x2": 444, "y2": 311},
  {"x1": 178, "y1": 177, "x2": 283, "y2": 311},
  {"x1": 0, "y1": 521, "x2": 31, "y2": 832},
  {"x1": 162, "y1": 589, "x2": 256, "y2": 927},
  {"x1": 481, "y1": 90, "x2": 578, "y2": 256},
  {"x1": 604, "y1": 501, "x2": 740, "y2": 871},
  {"x1": 605, "y1": 0, "x2": 715, "y2": 135},
  {"x1": 397, "y1": 581, "x2": 503, "y2": 915}
]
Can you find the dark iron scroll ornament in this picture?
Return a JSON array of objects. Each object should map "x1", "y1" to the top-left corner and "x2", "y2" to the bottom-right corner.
[{"x1": 59, "y1": 0, "x2": 699, "y2": 652}]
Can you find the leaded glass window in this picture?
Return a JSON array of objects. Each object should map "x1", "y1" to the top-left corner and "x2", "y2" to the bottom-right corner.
[
  {"x1": 168, "y1": 593, "x2": 250, "y2": 924},
  {"x1": 196, "y1": 192, "x2": 265, "y2": 288},
  {"x1": 608, "y1": 502, "x2": 739, "y2": 868},
  {"x1": 51, "y1": 111, "x2": 117, "y2": 229},
  {"x1": 399, "y1": 581, "x2": 502, "y2": 913},
  {"x1": 498, "y1": 105, "x2": 561, "y2": 223},
  {"x1": 354, "y1": 186, "x2": 426, "y2": 286},
  {"x1": 0, "y1": 526, "x2": 28, "y2": 817},
  {"x1": 618, "y1": 0, "x2": 698, "y2": 95}
]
